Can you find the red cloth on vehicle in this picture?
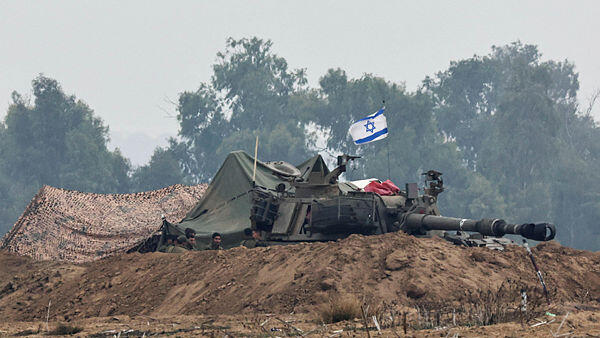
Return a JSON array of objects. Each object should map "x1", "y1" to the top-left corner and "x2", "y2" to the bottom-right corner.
[{"x1": 364, "y1": 179, "x2": 400, "y2": 195}]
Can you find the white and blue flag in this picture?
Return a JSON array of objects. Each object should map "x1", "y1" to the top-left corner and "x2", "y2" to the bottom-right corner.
[{"x1": 349, "y1": 108, "x2": 388, "y2": 145}]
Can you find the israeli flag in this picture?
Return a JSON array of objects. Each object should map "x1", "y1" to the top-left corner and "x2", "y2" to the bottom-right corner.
[{"x1": 349, "y1": 108, "x2": 388, "y2": 145}]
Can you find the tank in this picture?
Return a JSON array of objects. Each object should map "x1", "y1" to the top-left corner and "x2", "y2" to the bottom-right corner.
[{"x1": 250, "y1": 154, "x2": 556, "y2": 249}]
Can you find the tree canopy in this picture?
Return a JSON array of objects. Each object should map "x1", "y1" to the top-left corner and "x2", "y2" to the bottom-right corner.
[
  {"x1": 172, "y1": 37, "x2": 312, "y2": 182},
  {"x1": 426, "y1": 42, "x2": 599, "y2": 249},
  {"x1": 0, "y1": 75, "x2": 131, "y2": 234}
]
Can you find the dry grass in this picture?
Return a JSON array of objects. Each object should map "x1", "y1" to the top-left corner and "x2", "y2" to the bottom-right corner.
[
  {"x1": 14, "y1": 329, "x2": 38, "y2": 336},
  {"x1": 47, "y1": 323, "x2": 83, "y2": 335},
  {"x1": 316, "y1": 294, "x2": 362, "y2": 324},
  {"x1": 411, "y1": 279, "x2": 547, "y2": 329},
  {"x1": 460, "y1": 279, "x2": 546, "y2": 326}
]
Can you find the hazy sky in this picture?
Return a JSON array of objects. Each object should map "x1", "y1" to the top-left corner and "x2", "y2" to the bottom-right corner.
[{"x1": 1, "y1": 1, "x2": 599, "y2": 165}]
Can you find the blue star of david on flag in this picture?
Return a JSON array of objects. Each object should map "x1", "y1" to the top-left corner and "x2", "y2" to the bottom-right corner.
[
  {"x1": 349, "y1": 108, "x2": 388, "y2": 145},
  {"x1": 364, "y1": 120, "x2": 376, "y2": 133}
]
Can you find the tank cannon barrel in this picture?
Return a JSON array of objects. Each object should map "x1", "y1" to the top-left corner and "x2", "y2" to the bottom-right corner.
[{"x1": 402, "y1": 214, "x2": 556, "y2": 241}]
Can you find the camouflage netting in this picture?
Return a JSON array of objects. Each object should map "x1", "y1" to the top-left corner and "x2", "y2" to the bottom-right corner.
[{"x1": 0, "y1": 184, "x2": 207, "y2": 263}]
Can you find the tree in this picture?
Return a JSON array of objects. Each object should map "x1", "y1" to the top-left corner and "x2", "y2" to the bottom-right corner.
[
  {"x1": 315, "y1": 69, "x2": 507, "y2": 219},
  {"x1": 131, "y1": 144, "x2": 186, "y2": 191},
  {"x1": 426, "y1": 42, "x2": 600, "y2": 249},
  {"x1": 174, "y1": 37, "x2": 312, "y2": 182},
  {"x1": 0, "y1": 75, "x2": 131, "y2": 234},
  {"x1": 173, "y1": 84, "x2": 225, "y2": 182}
]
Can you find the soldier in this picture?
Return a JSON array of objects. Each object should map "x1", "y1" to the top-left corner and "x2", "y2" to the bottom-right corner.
[
  {"x1": 185, "y1": 227, "x2": 196, "y2": 239},
  {"x1": 205, "y1": 232, "x2": 223, "y2": 250},
  {"x1": 158, "y1": 235, "x2": 176, "y2": 252},
  {"x1": 166, "y1": 235, "x2": 189, "y2": 253},
  {"x1": 241, "y1": 228, "x2": 267, "y2": 248},
  {"x1": 186, "y1": 235, "x2": 197, "y2": 250},
  {"x1": 184, "y1": 228, "x2": 197, "y2": 250}
]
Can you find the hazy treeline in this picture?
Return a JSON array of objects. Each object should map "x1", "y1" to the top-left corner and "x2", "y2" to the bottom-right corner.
[{"x1": 0, "y1": 38, "x2": 598, "y2": 250}]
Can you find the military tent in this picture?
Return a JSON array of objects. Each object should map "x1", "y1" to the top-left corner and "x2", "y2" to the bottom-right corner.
[{"x1": 163, "y1": 151, "x2": 333, "y2": 248}]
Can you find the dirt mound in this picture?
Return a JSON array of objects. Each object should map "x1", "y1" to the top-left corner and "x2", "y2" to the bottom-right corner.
[{"x1": 0, "y1": 232, "x2": 599, "y2": 322}]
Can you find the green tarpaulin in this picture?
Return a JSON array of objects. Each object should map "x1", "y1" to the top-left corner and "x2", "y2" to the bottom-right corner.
[{"x1": 164, "y1": 151, "x2": 331, "y2": 248}]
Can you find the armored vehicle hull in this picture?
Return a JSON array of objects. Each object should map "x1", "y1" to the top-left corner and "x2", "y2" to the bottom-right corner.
[{"x1": 250, "y1": 155, "x2": 555, "y2": 249}]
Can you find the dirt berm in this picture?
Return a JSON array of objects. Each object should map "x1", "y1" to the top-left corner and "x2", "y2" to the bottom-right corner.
[{"x1": 1, "y1": 232, "x2": 599, "y2": 322}]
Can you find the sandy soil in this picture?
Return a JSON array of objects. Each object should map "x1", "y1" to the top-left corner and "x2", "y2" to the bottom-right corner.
[
  {"x1": 1, "y1": 310, "x2": 599, "y2": 337},
  {"x1": 1, "y1": 231, "x2": 599, "y2": 336}
]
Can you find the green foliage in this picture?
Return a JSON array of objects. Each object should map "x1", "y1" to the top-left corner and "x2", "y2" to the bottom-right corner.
[
  {"x1": 174, "y1": 37, "x2": 312, "y2": 182},
  {"x1": 426, "y1": 41, "x2": 600, "y2": 249},
  {"x1": 0, "y1": 75, "x2": 131, "y2": 234},
  {"x1": 213, "y1": 37, "x2": 308, "y2": 130},
  {"x1": 131, "y1": 143, "x2": 186, "y2": 191},
  {"x1": 314, "y1": 70, "x2": 502, "y2": 218}
]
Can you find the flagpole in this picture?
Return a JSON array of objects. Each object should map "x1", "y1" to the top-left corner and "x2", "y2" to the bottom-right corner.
[
  {"x1": 383, "y1": 100, "x2": 390, "y2": 179},
  {"x1": 387, "y1": 136, "x2": 391, "y2": 179}
]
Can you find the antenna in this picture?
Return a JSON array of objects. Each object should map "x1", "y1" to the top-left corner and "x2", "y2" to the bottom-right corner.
[{"x1": 252, "y1": 135, "x2": 259, "y2": 184}]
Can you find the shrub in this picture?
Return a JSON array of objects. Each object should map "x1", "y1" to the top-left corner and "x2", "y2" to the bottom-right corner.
[
  {"x1": 317, "y1": 294, "x2": 362, "y2": 324},
  {"x1": 47, "y1": 323, "x2": 83, "y2": 335}
]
